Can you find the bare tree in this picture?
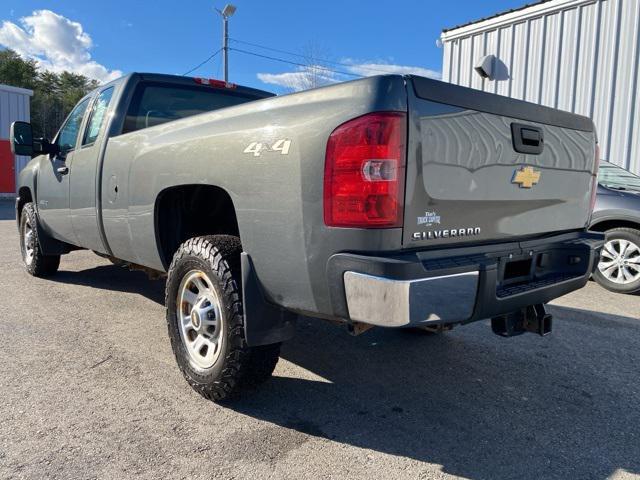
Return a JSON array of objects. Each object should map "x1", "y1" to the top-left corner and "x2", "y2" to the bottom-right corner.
[{"x1": 282, "y1": 42, "x2": 337, "y2": 93}]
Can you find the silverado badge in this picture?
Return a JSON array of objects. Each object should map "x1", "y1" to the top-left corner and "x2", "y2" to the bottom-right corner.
[{"x1": 512, "y1": 166, "x2": 541, "y2": 188}]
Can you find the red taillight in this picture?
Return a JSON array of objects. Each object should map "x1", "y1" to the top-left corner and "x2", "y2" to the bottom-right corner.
[
  {"x1": 323, "y1": 112, "x2": 407, "y2": 228},
  {"x1": 589, "y1": 143, "x2": 600, "y2": 214}
]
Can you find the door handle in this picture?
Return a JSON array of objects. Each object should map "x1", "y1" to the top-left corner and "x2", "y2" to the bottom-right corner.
[
  {"x1": 56, "y1": 166, "x2": 69, "y2": 175},
  {"x1": 511, "y1": 123, "x2": 544, "y2": 155},
  {"x1": 521, "y1": 128, "x2": 541, "y2": 145}
]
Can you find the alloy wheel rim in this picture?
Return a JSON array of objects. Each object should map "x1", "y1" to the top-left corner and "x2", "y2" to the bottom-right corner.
[
  {"x1": 598, "y1": 238, "x2": 640, "y2": 285},
  {"x1": 177, "y1": 270, "x2": 224, "y2": 369},
  {"x1": 23, "y1": 219, "x2": 35, "y2": 266}
]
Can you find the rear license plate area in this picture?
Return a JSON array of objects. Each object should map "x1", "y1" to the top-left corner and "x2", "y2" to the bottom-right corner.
[
  {"x1": 500, "y1": 257, "x2": 534, "y2": 286},
  {"x1": 495, "y1": 245, "x2": 591, "y2": 298}
]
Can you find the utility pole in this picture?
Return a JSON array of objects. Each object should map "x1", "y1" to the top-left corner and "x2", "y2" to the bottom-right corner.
[{"x1": 217, "y1": 4, "x2": 236, "y2": 83}]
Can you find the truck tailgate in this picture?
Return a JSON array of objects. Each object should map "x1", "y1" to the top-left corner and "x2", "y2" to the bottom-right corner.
[{"x1": 404, "y1": 76, "x2": 597, "y2": 248}]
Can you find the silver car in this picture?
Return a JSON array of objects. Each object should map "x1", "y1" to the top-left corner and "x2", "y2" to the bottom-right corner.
[{"x1": 590, "y1": 161, "x2": 640, "y2": 294}]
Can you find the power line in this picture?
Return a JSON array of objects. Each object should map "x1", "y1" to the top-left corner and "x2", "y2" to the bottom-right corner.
[
  {"x1": 215, "y1": 49, "x2": 222, "y2": 79},
  {"x1": 182, "y1": 48, "x2": 223, "y2": 76},
  {"x1": 229, "y1": 38, "x2": 405, "y2": 76},
  {"x1": 229, "y1": 47, "x2": 362, "y2": 78},
  {"x1": 230, "y1": 38, "x2": 336, "y2": 63},
  {"x1": 184, "y1": 40, "x2": 414, "y2": 81}
]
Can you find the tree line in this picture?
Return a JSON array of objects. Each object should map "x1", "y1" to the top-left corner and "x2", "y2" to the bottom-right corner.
[{"x1": 0, "y1": 49, "x2": 99, "y2": 140}]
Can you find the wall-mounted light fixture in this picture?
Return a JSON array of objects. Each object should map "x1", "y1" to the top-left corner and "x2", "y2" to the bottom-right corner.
[{"x1": 474, "y1": 54, "x2": 495, "y2": 79}]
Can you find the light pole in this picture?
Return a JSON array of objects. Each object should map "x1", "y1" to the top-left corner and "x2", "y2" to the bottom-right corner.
[{"x1": 217, "y1": 4, "x2": 236, "y2": 83}]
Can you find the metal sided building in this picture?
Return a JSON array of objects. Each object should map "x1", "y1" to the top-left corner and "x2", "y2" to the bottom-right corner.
[
  {"x1": 440, "y1": 0, "x2": 640, "y2": 175},
  {"x1": 0, "y1": 84, "x2": 33, "y2": 196}
]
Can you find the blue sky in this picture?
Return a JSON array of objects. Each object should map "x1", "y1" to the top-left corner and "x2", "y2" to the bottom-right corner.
[{"x1": 2, "y1": 1, "x2": 527, "y2": 92}]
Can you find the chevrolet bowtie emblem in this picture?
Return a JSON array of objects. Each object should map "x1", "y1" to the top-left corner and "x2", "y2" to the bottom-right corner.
[{"x1": 512, "y1": 166, "x2": 541, "y2": 188}]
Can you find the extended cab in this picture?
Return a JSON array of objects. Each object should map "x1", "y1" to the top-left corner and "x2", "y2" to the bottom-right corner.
[{"x1": 11, "y1": 73, "x2": 603, "y2": 401}]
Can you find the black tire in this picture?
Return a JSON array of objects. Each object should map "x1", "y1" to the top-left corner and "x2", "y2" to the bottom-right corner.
[
  {"x1": 165, "y1": 235, "x2": 281, "y2": 401},
  {"x1": 19, "y1": 202, "x2": 60, "y2": 277},
  {"x1": 593, "y1": 227, "x2": 640, "y2": 294}
]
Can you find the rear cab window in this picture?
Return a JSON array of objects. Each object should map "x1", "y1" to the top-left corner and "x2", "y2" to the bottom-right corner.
[
  {"x1": 122, "y1": 82, "x2": 265, "y2": 134},
  {"x1": 83, "y1": 87, "x2": 115, "y2": 146}
]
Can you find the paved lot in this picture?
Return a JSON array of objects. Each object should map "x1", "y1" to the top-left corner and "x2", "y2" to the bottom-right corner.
[{"x1": 0, "y1": 200, "x2": 639, "y2": 480}]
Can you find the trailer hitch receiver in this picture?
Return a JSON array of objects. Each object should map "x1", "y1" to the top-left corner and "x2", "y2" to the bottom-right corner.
[{"x1": 491, "y1": 304, "x2": 552, "y2": 337}]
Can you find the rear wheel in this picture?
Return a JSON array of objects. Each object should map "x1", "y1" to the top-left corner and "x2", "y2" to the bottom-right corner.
[
  {"x1": 593, "y1": 227, "x2": 640, "y2": 294},
  {"x1": 165, "y1": 235, "x2": 280, "y2": 401},
  {"x1": 19, "y1": 202, "x2": 60, "y2": 277}
]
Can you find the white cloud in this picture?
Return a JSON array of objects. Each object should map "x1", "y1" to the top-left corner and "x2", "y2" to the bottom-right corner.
[
  {"x1": 258, "y1": 64, "x2": 340, "y2": 92},
  {"x1": 346, "y1": 62, "x2": 441, "y2": 80},
  {"x1": 257, "y1": 60, "x2": 441, "y2": 92},
  {"x1": 0, "y1": 10, "x2": 121, "y2": 83}
]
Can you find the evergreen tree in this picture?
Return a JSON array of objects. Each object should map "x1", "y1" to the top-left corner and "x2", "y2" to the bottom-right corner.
[{"x1": 0, "y1": 49, "x2": 100, "y2": 139}]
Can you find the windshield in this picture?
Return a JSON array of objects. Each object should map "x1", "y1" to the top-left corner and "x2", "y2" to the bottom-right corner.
[{"x1": 598, "y1": 161, "x2": 640, "y2": 192}]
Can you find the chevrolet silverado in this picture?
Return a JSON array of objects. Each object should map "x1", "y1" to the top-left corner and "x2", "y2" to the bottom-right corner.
[{"x1": 11, "y1": 73, "x2": 603, "y2": 401}]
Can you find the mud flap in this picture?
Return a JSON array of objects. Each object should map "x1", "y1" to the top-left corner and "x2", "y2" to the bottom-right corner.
[
  {"x1": 33, "y1": 210, "x2": 74, "y2": 256},
  {"x1": 241, "y1": 253, "x2": 297, "y2": 347}
]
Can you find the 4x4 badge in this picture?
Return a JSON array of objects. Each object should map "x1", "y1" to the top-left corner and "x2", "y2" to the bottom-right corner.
[{"x1": 512, "y1": 166, "x2": 541, "y2": 188}]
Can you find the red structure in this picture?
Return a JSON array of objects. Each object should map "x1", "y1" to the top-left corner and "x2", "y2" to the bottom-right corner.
[
  {"x1": 0, "y1": 84, "x2": 33, "y2": 195},
  {"x1": 0, "y1": 140, "x2": 14, "y2": 193}
]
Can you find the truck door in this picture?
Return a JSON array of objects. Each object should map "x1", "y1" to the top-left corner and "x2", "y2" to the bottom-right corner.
[
  {"x1": 69, "y1": 86, "x2": 115, "y2": 253},
  {"x1": 37, "y1": 96, "x2": 92, "y2": 245}
]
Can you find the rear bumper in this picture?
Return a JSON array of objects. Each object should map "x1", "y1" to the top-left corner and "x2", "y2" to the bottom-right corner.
[{"x1": 327, "y1": 231, "x2": 604, "y2": 327}]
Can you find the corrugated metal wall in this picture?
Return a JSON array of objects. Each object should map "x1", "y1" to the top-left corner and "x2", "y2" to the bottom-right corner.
[
  {"x1": 0, "y1": 85, "x2": 33, "y2": 193},
  {"x1": 441, "y1": 0, "x2": 640, "y2": 175}
]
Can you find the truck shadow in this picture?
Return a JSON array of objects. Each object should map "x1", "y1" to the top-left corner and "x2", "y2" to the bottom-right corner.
[
  {"x1": 225, "y1": 306, "x2": 640, "y2": 480},
  {"x1": 54, "y1": 264, "x2": 165, "y2": 305},
  {"x1": 45, "y1": 262, "x2": 640, "y2": 478}
]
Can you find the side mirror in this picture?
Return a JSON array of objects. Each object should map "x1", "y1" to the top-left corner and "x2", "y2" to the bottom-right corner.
[
  {"x1": 9, "y1": 121, "x2": 59, "y2": 157},
  {"x1": 10, "y1": 121, "x2": 34, "y2": 157},
  {"x1": 34, "y1": 138, "x2": 59, "y2": 157}
]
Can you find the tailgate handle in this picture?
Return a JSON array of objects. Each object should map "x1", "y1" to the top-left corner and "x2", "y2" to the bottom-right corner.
[{"x1": 511, "y1": 123, "x2": 544, "y2": 155}]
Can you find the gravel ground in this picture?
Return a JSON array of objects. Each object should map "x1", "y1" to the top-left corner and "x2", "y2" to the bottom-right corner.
[{"x1": 0, "y1": 200, "x2": 639, "y2": 480}]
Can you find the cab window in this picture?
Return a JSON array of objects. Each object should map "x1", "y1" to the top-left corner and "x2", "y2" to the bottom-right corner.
[
  {"x1": 83, "y1": 87, "x2": 115, "y2": 146},
  {"x1": 122, "y1": 82, "x2": 260, "y2": 134},
  {"x1": 57, "y1": 97, "x2": 91, "y2": 153}
]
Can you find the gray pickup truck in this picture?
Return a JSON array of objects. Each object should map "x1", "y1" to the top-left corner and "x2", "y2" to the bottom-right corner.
[{"x1": 11, "y1": 73, "x2": 603, "y2": 401}]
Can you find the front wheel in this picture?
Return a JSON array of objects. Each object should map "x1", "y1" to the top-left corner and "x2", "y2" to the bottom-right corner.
[
  {"x1": 165, "y1": 235, "x2": 280, "y2": 402},
  {"x1": 593, "y1": 227, "x2": 640, "y2": 294},
  {"x1": 19, "y1": 202, "x2": 60, "y2": 277}
]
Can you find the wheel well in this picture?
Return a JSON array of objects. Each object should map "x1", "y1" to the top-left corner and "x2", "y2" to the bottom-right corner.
[
  {"x1": 590, "y1": 219, "x2": 640, "y2": 233},
  {"x1": 155, "y1": 185, "x2": 240, "y2": 269},
  {"x1": 17, "y1": 187, "x2": 33, "y2": 220}
]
